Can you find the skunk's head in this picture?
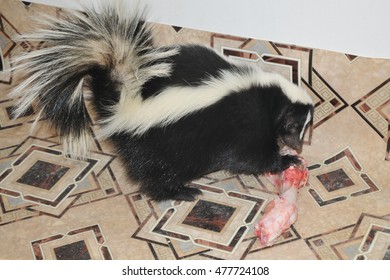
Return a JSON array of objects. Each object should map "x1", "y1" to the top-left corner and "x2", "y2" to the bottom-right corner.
[{"x1": 276, "y1": 103, "x2": 314, "y2": 154}]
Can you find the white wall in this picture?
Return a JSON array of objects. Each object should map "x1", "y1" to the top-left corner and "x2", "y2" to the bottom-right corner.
[{"x1": 28, "y1": 0, "x2": 390, "y2": 59}]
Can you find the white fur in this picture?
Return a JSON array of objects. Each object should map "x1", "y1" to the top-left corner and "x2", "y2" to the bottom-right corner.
[
  {"x1": 300, "y1": 111, "x2": 312, "y2": 140},
  {"x1": 9, "y1": 0, "x2": 313, "y2": 159},
  {"x1": 62, "y1": 130, "x2": 94, "y2": 160},
  {"x1": 99, "y1": 65, "x2": 313, "y2": 137},
  {"x1": 9, "y1": 1, "x2": 177, "y2": 159}
]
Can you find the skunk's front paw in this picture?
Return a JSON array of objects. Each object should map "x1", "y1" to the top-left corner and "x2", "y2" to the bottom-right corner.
[
  {"x1": 281, "y1": 155, "x2": 302, "y2": 170},
  {"x1": 269, "y1": 154, "x2": 302, "y2": 173}
]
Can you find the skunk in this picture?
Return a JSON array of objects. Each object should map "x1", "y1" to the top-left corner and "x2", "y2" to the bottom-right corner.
[{"x1": 10, "y1": 1, "x2": 314, "y2": 201}]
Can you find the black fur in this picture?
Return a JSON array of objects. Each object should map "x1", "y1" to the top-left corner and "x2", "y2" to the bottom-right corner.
[
  {"x1": 12, "y1": 3, "x2": 314, "y2": 202},
  {"x1": 141, "y1": 45, "x2": 240, "y2": 99},
  {"x1": 89, "y1": 46, "x2": 313, "y2": 201}
]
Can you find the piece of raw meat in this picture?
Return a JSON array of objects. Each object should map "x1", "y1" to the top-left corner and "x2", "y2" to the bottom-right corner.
[{"x1": 254, "y1": 150, "x2": 308, "y2": 246}]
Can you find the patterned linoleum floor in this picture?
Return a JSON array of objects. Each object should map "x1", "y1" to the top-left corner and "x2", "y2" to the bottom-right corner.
[{"x1": 0, "y1": 0, "x2": 389, "y2": 260}]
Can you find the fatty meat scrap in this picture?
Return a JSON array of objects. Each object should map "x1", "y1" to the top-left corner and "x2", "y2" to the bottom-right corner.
[{"x1": 254, "y1": 153, "x2": 308, "y2": 246}]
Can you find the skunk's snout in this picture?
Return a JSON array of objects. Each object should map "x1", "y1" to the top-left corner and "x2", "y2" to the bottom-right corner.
[{"x1": 291, "y1": 143, "x2": 303, "y2": 154}]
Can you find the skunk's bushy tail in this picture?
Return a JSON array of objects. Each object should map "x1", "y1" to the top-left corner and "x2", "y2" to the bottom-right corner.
[{"x1": 10, "y1": 1, "x2": 177, "y2": 158}]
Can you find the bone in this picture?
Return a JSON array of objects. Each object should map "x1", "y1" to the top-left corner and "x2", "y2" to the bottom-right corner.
[{"x1": 254, "y1": 149, "x2": 308, "y2": 246}]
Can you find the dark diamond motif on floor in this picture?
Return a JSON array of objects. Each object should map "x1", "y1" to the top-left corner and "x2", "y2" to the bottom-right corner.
[
  {"x1": 316, "y1": 168, "x2": 354, "y2": 192},
  {"x1": 345, "y1": 54, "x2": 358, "y2": 62},
  {"x1": 383, "y1": 246, "x2": 390, "y2": 260},
  {"x1": 54, "y1": 240, "x2": 91, "y2": 260},
  {"x1": 172, "y1": 25, "x2": 183, "y2": 33},
  {"x1": 17, "y1": 160, "x2": 70, "y2": 190},
  {"x1": 182, "y1": 200, "x2": 236, "y2": 232},
  {"x1": 313, "y1": 239, "x2": 325, "y2": 247},
  {"x1": 0, "y1": 53, "x2": 3, "y2": 71},
  {"x1": 22, "y1": 1, "x2": 32, "y2": 7}
]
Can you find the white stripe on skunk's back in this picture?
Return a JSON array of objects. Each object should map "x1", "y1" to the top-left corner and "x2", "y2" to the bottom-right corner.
[{"x1": 98, "y1": 66, "x2": 313, "y2": 138}]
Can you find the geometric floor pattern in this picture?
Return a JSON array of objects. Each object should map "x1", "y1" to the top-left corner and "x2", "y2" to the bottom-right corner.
[
  {"x1": 0, "y1": 0, "x2": 389, "y2": 260},
  {"x1": 31, "y1": 224, "x2": 113, "y2": 260}
]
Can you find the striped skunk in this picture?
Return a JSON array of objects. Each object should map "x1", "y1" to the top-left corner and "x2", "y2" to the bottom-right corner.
[{"x1": 10, "y1": 1, "x2": 314, "y2": 201}]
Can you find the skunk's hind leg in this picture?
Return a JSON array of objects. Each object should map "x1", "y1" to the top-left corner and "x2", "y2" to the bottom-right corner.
[
  {"x1": 114, "y1": 136, "x2": 203, "y2": 201},
  {"x1": 162, "y1": 184, "x2": 202, "y2": 202}
]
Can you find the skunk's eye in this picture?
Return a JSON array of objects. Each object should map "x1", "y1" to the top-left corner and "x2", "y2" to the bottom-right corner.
[{"x1": 286, "y1": 123, "x2": 298, "y2": 131}]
